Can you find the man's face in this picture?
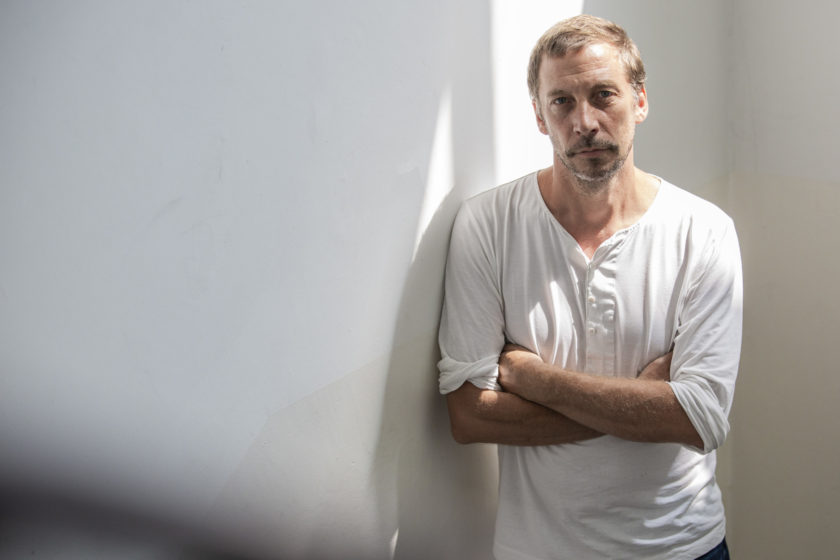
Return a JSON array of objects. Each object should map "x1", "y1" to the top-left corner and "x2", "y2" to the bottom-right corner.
[{"x1": 533, "y1": 43, "x2": 648, "y2": 186}]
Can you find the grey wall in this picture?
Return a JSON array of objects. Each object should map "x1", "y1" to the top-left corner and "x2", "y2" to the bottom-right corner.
[
  {"x1": 584, "y1": 0, "x2": 732, "y2": 197},
  {"x1": 726, "y1": 1, "x2": 840, "y2": 557}
]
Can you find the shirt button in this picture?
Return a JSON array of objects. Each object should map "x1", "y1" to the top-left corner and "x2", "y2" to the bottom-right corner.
[
  {"x1": 588, "y1": 296, "x2": 596, "y2": 303},
  {"x1": 589, "y1": 327, "x2": 596, "y2": 334}
]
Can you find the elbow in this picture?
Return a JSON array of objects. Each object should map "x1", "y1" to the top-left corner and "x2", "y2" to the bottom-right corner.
[
  {"x1": 668, "y1": 410, "x2": 721, "y2": 453},
  {"x1": 684, "y1": 416, "x2": 728, "y2": 454},
  {"x1": 668, "y1": 378, "x2": 731, "y2": 453},
  {"x1": 451, "y1": 425, "x2": 473, "y2": 445},
  {"x1": 448, "y1": 404, "x2": 478, "y2": 444},
  {"x1": 446, "y1": 388, "x2": 483, "y2": 444},
  {"x1": 696, "y1": 424, "x2": 728, "y2": 454},
  {"x1": 685, "y1": 428, "x2": 706, "y2": 452}
]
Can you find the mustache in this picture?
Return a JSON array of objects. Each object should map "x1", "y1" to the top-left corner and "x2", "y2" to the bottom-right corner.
[{"x1": 566, "y1": 138, "x2": 619, "y2": 156}]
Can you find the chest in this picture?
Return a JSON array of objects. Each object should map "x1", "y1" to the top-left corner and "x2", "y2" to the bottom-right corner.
[{"x1": 498, "y1": 225, "x2": 690, "y2": 374}]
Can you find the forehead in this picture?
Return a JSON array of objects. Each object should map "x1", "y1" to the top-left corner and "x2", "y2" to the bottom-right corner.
[{"x1": 538, "y1": 43, "x2": 629, "y2": 96}]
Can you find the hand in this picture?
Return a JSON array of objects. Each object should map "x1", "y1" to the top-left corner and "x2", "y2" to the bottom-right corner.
[
  {"x1": 637, "y1": 351, "x2": 673, "y2": 381},
  {"x1": 498, "y1": 343, "x2": 543, "y2": 394}
]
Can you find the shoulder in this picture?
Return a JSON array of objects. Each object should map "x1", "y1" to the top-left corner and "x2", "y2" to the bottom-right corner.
[
  {"x1": 449, "y1": 172, "x2": 541, "y2": 259},
  {"x1": 459, "y1": 171, "x2": 539, "y2": 223},
  {"x1": 651, "y1": 180, "x2": 740, "y2": 275},
  {"x1": 655, "y1": 179, "x2": 735, "y2": 234}
]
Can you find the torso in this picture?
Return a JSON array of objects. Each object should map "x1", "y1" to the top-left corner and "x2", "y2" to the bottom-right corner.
[{"x1": 458, "y1": 171, "x2": 731, "y2": 559}]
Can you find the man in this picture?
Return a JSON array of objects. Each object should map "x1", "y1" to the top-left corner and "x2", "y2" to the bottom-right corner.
[{"x1": 438, "y1": 14, "x2": 741, "y2": 560}]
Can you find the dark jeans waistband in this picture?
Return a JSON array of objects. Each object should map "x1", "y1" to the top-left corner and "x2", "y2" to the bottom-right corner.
[{"x1": 695, "y1": 538, "x2": 729, "y2": 560}]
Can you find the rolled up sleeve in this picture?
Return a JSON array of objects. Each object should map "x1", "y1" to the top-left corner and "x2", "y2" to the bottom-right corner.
[
  {"x1": 669, "y1": 219, "x2": 743, "y2": 453},
  {"x1": 438, "y1": 202, "x2": 506, "y2": 395}
]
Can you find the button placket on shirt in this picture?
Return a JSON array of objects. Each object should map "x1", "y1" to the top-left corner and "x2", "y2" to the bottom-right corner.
[{"x1": 582, "y1": 250, "x2": 619, "y2": 375}]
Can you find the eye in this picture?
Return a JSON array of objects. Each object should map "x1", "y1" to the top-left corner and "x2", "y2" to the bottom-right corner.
[
  {"x1": 597, "y1": 90, "x2": 614, "y2": 98},
  {"x1": 552, "y1": 96, "x2": 569, "y2": 105}
]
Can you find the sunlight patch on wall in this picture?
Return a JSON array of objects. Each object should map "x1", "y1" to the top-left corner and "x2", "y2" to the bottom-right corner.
[
  {"x1": 389, "y1": 527, "x2": 399, "y2": 558},
  {"x1": 490, "y1": 0, "x2": 583, "y2": 185},
  {"x1": 413, "y1": 86, "x2": 453, "y2": 260}
]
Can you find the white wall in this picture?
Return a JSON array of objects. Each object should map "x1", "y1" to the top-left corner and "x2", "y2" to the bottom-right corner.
[{"x1": 0, "y1": 1, "x2": 503, "y2": 557}]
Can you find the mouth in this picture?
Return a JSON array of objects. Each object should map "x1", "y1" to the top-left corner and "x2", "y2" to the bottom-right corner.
[
  {"x1": 567, "y1": 142, "x2": 617, "y2": 158},
  {"x1": 575, "y1": 148, "x2": 609, "y2": 156}
]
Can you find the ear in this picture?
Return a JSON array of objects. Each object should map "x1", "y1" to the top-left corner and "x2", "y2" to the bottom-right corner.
[
  {"x1": 634, "y1": 86, "x2": 649, "y2": 124},
  {"x1": 533, "y1": 100, "x2": 549, "y2": 135}
]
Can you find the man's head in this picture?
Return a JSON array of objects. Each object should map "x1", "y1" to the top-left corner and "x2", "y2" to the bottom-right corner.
[
  {"x1": 527, "y1": 15, "x2": 646, "y2": 107},
  {"x1": 528, "y1": 15, "x2": 648, "y2": 188}
]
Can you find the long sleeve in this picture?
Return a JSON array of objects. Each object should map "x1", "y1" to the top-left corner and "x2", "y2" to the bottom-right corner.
[
  {"x1": 438, "y1": 202, "x2": 506, "y2": 394},
  {"x1": 668, "y1": 218, "x2": 743, "y2": 453}
]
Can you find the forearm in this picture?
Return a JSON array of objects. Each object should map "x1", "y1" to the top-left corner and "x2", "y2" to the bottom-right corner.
[
  {"x1": 446, "y1": 382, "x2": 602, "y2": 446},
  {"x1": 500, "y1": 351, "x2": 702, "y2": 448},
  {"x1": 526, "y1": 364, "x2": 703, "y2": 447}
]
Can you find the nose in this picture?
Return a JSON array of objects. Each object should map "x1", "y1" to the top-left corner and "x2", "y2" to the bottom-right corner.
[{"x1": 571, "y1": 101, "x2": 599, "y2": 136}]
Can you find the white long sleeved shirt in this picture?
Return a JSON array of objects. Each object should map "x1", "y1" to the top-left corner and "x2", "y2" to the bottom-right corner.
[{"x1": 438, "y1": 172, "x2": 742, "y2": 560}]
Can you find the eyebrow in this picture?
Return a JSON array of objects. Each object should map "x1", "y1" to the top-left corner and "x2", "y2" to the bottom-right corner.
[
  {"x1": 544, "y1": 88, "x2": 570, "y2": 99},
  {"x1": 591, "y1": 81, "x2": 621, "y2": 91},
  {"x1": 544, "y1": 81, "x2": 622, "y2": 100}
]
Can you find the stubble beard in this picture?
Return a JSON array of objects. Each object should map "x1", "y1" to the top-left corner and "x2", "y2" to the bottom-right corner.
[{"x1": 556, "y1": 137, "x2": 631, "y2": 195}]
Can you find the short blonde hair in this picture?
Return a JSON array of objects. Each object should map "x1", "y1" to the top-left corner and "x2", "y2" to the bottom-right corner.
[{"x1": 527, "y1": 14, "x2": 646, "y2": 102}]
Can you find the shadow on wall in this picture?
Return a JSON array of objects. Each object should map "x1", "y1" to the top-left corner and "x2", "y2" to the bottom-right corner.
[
  {"x1": 371, "y1": 187, "x2": 498, "y2": 560},
  {"x1": 0, "y1": 147, "x2": 498, "y2": 560},
  {"x1": 371, "y1": 5, "x2": 502, "y2": 558},
  {"x1": 187, "y1": 3, "x2": 501, "y2": 558}
]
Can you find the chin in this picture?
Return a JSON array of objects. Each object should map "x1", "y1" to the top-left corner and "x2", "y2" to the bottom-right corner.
[{"x1": 569, "y1": 162, "x2": 622, "y2": 184}]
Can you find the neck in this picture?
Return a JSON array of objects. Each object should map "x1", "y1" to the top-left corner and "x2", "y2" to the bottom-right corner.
[{"x1": 538, "y1": 157, "x2": 658, "y2": 256}]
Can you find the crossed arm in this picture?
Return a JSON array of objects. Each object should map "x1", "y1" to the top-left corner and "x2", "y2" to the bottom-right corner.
[
  {"x1": 441, "y1": 201, "x2": 740, "y2": 452},
  {"x1": 447, "y1": 346, "x2": 704, "y2": 449}
]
